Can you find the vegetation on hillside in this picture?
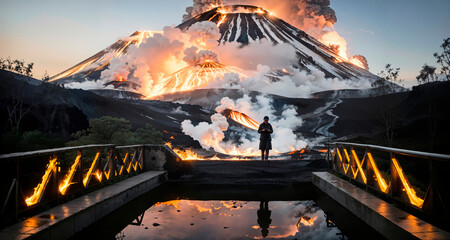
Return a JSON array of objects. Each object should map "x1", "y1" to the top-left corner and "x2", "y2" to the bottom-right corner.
[{"x1": 67, "y1": 116, "x2": 163, "y2": 146}]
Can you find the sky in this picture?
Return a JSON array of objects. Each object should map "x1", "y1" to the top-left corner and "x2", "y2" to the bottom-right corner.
[{"x1": 0, "y1": 0, "x2": 449, "y2": 87}]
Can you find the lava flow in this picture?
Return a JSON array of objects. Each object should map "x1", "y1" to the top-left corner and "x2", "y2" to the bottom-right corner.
[
  {"x1": 221, "y1": 109, "x2": 259, "y2": 130},
  {"x1": 149, "y1": 60, "x2": 245, "y2": 98}
]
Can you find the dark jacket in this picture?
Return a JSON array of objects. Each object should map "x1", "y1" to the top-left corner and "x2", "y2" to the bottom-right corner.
[{"x1": 258, "y1": 123, "x2": 273, "y2": 141}]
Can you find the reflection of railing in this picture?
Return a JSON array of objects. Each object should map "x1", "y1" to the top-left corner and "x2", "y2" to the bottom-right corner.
[
  {"x1": 325, "y1": 142, "x2": 450, "y2": 225},
  {"x1": 0, "y1": 144, "x2": 146, "y2": 220}
]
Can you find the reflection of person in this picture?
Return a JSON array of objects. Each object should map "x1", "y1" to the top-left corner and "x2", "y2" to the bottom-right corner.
[
  {"x1": 258, "y1": 116, "x2": 273, "y2": 161},
  {"x1": 257, "y1": 201, "x2": 272, "y2": 238}
]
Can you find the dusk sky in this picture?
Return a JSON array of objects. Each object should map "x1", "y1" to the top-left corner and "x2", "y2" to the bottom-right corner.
[{"x1": 1, "y1": 0, "x2": 449, "y2": 87}]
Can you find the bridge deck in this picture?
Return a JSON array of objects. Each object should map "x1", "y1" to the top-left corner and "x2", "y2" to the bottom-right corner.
[
  {"x1": 176, "y1": 159, "x2": 327, "y2": 185},
  {"x1": 313, "y1": 172, "x2": 450, "y2": 240},
  {"x1": 0, "y1": 171, "x2": 167, "y2": 240}
]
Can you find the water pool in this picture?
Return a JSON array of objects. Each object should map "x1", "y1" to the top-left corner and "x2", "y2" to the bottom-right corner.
[{"x1": 116, "y1": 200, "x2": 343, "y2": 240}]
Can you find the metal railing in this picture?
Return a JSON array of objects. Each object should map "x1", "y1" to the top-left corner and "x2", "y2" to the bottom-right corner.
[
  {"x1": 325, "y1": 142, "x2": 450, "y2": 225},
  {"x1": 0, "y1": 144, "x2": 146, "y2": 221}
]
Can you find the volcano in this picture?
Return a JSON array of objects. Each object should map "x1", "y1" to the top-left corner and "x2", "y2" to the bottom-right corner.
[
  {"x1": 49, "y1": 5, "x2": 377, "y2": 91},
  {"x1": 179, "y1": 5, "x2": 376, "y2": 80}
]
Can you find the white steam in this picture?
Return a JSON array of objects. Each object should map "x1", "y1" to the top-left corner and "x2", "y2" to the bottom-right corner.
[{"x1": 182, "y1": 94, "x2": 307, "y2": 154}]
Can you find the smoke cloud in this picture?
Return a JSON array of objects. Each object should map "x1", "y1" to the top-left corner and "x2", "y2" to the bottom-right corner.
[
  {"x1": 182, "y1": 94, "x2": 307, "y2": 154},
  {"x1": 183, "y1": 0, "x2": 225, "y2": 22},
  {"x1": 349, "y1": 55, "x2": 369, "y2": 71},
  {"x1": 183, "y1": 47, "x2": 219, "y2": 66}
]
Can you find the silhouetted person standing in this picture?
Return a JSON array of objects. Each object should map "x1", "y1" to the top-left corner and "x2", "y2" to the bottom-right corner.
[
  {"x1": 257, "y1": 201, "x2": 272, "y2": 238},
  {"x1": 258, "y1": 116, "x2": 273, "y2": 161}
]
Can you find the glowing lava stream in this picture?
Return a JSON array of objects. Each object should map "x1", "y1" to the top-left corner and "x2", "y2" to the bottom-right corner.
[
  {"x1": 222, "y1": 109, "x2": 259, "y2": 130},
  {"x1": 350, "y1": 58, "x2": 365, "y2": 69},
  {"x1": 148, "y1": 61, "x2": 246, "y2": 98},
  {"x1": 25, "y1": 157, "x2": 57, "y2": 206}
]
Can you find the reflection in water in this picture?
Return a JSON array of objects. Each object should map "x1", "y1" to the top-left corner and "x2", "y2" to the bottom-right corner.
[
  {"x1": 257, "y1": 201, "x2": 272, "y2": 237},
  {"x1": 118, "y1": 200, "x2": 343, "y2": 240}
]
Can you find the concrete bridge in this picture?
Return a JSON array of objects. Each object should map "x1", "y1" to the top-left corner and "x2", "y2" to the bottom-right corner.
[{"x1": 0, "y1": 143, "x2": 449, "y2": 239}]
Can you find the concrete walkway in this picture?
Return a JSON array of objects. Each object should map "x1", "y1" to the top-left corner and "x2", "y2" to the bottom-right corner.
[
  {"x1": 177, "y1": 159, "x2": 327, "y2": 185},
  {"x1": 0, "y1": 171, "x2": 167, "y2": 240},
  {"x1": 312, "y1": 172, "x2": 450, "y2": 240}
]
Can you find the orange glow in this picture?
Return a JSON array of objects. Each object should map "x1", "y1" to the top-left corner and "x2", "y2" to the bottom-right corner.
[
  {"x1": 296, "y1": 215, "x2": 318, "y2": 228},
  {"x1": 149, "y1": 61, "x2": 246, "y2": 98},
  {"x1": 350, "y1": 58, "x2": 365, "y2": 69},
  {"x1": 154, "y1": 200, "x2": 182, "y2": 209},
  {"x1": 25, "y1": 157, "x2": 57, "y2": 206},
  {"x1": 319, "y1": 31, "x2": 348, "y2": 60},
  {"x1": 165, "y1": 142, "x2": 250, "y2": 160},
  {"x1": 216, "y1": 6, "x2": 266, "y2": 15},
  {"x1": 217, "y1": 14, "x2": 227, "y2": 27},
  {"x1": 104, "y1": 169, "x2": 112, "y2": 180},
  {"x1": 95, "y1": 170, "x2": 102, "y2": 182},
  {"x1": 59, "y1": 152, "x2": 81, "y2": 195},
  {"x1": 83, "y1": 151, "x2": 100, "y2": 187},
  {"x1": 392, "y1": 157, "x2": 424, "y2": 207},
  {"x1": 367, "y1": 152, "x2": 388, "y2": 193},
  {"x1": 350, "y1": 150, "x2": 367, "y2": 184},
  {"x1": 336, "y1": 148, "x2": 350, "y2": 174},
  {"x1": 224, "y1": 109, "x2": 259, "y2": 130},
  {"x1": 119, "y1": 152, "x2": 129, "y2": 175}
]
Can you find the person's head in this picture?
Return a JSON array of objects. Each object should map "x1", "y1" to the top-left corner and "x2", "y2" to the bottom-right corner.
[{"x1": 263, "y1": 116, "x2": 269, "y2": 123}]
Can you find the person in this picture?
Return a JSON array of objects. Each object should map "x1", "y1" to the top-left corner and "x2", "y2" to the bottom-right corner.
[
  {"x1": 257, "y1": 201, "x2": 272, "y2": 238},
  {"x1": 258, "y1": 116, "x2": 273, "y2": 161}
]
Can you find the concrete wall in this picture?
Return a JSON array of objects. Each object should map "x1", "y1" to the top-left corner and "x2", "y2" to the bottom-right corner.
[{"x1": 144, "y1": 144, "x2": 185, "y2": 178}]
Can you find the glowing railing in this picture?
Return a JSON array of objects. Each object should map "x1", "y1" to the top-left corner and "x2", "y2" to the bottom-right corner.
[
  {"x1": 326, "y1": 142, "x2": 450, "y2": 220},
  {"x1": 0, "y1": 144, "x2": 146, "y2": 220}
]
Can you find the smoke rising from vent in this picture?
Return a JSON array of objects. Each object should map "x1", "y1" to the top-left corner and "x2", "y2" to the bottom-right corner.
[
  {"x1": 183, "y1": 0, "x2": 224, "y2": 22},
  {"x1": 182, "y1": 94, "x2": 307, "y2": 154},
  {"x1": 183, "y1": 47, "x2": 219, "y2": 66}
]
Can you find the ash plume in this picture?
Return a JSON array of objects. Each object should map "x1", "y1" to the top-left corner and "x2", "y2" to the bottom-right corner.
[
  {"x1": 183, "y1": 0, "x2": 225, "y2": 22},
  {"x1": 183, "y1": 47, "x2": 219, "y2": 66}
]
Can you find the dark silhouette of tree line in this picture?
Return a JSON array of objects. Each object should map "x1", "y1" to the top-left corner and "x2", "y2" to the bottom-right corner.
[
  {"x1": 416, "y1": 38, "x2": 450, "y2": 84},
  {"x1": 0, "y1": 57, "x2": 34, "y2": 78}
]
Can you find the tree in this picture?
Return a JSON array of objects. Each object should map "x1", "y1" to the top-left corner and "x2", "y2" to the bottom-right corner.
[
  {"x1": 0, "y1": 57, "x2": 34, "y2": 77},
  {"x1": 6, "y1": 89, "x2": 34, "y2": 132},
  {"x1": 41, "y1": 70, "x2": 50, "y2": 82},
  {"x1": 134, "y1": 124, "x2": 163, "y2": 144},
  {"x1": 67, "y1": 116, "x2": 163, "y2": 146},
  {"x1": 416, "y1": 64, "x2": 437, "y2": 84},
  {"x1": 433, "y1": 38, "x2": 450, "y2": 81},
  {"x1": 68, "y1": 116, "x2": 133, "y2": 145},
  {"x1": 371, "y1": 64, "x2": 403, "y2": 94}
]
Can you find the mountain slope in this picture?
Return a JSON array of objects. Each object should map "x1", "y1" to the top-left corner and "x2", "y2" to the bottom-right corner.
[
  {"x1": 178, "y1": 5, "x2": 377, "y2": 80},
  {"x1": 50, "y1": 5, "x2": 377, "y2": 89}
]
